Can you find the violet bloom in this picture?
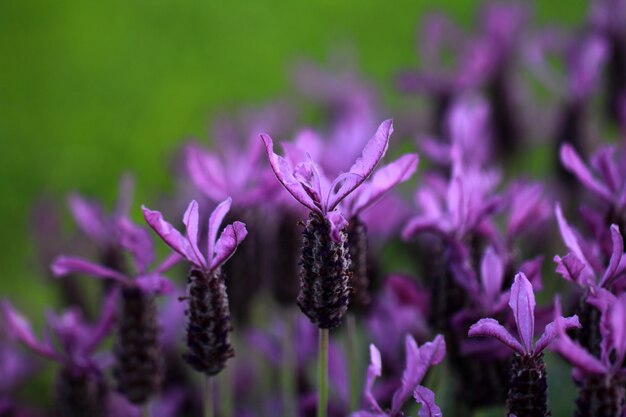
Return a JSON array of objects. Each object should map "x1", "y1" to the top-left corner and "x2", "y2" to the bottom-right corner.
[
  {"x1": 52, "y1": 218, "x2": 179, "y2": 405},
  {"x1": 262, "y1": 120, "x2": 393, "y2": 328},
  {"x1": 143, "y1": 197, "x2": 247, "y2": 376},
  {"x1": 469, "y1": 273, "x2": 580, "y2": 417},
  {"x1": 351, "y1": 334, "x2": 445, "y2": 417},
  {"x1": 1, "y1": 294, "x2": 116, "y2": 417},
  {"x1": 551, "y1": 290, "x2": 626, "y2": 417}
]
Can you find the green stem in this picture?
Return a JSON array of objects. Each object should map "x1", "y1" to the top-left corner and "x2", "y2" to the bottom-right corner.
[
  {"x1": 219, "y1": 365, "x2": 233, "y2": 417},
  {"x1": 281, "y1": 311, "x2": 298, "y2": 417},
  {"x1": 205, "y1": 376, "x2": 214, "y2": 417},
  {"x1": 346, "y1": 313, "x2": 359, "y2": 411},
  {"x1": 318, "y1": 328, "x2": 329, "y2": 417},
  {"x1": 141, "y1": 404, "x2": 150, "y2": 417}
]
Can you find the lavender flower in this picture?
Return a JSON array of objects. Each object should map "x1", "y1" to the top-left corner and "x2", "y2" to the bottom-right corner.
[
  {"x1": 351, "y1": 334, "x2": 445, "y2": 417},
  {"x1": 143, "y1": 197, "x2": 247, "y2": 375},
  {"x1": 1, "y1": 293, "x2": 116, "y2": 417},
  {"x1": 469, "y1": 273, "x2": 580, "y2": 417},
  {"x1": 262, "y1": 119, "x2": 393, "y2": 328},
  {"x1": 52, "y1": 218, "x2": 179, "y2": 405}
]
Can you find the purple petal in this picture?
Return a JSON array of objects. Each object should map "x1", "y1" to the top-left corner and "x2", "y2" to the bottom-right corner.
[
  {"x1": 510, "y1": 273, "x2": 535, "y2": 354},
  {"x1": 607, "y1": 294, "x2": 626, "y2": 368},
  {"x1": 534, "y1": 315, "x2": 581, "y2": 354},
  {"x1": 480, "y1": 246, "x2": 504, "y2": 303},
  {"x1": 519, "y1": 256, "x2": 544, "y2": 291},
  {"x1": 154, "y1": 253, "x2": 183, "y2": 274},
  {"x1": 363, "y1": 344, "x2": 384, "y2": 413},
  {"x1": 183, "y1": 201, "x2": 207, "y2": 269},
  {"x1": 326, "y1": 120, "x2": 393, "y2": 211},
  {"x1": 413, "y1": 385, "x2": 443, "y2": 417},
  {"x1": 67, "y1": 194, "x2": 109, "y2": 245},
  {"x1": 0, "y1": 302, "x2": 59, "y2": 361},
  {"x1": 560, "y1": 144, "x2": 612, "y2": 202},
  {"x1": 555, "y1": 204, "x2": 591, "y2": 270},
  {"x1": 83, "y1": 289, "x2": 118, "y2": 354},
  {"x1": 347, "y1": 153, "x2": 419, "y2": 217},
  {"x1": 401, "y1": 216, "x2": 447, "y2": 240},
  {"x1": 185, "y1": 144, "x2": 229, "y2": 202},
  {"x1": 117, "y1": 218, "x2": 155, "y2": 274},
  {"x1": 261, "y1": 134, "x2": 319, "y2": 212},
  {"x1": 327, "y1": 211, "x2": 348, "y2": 243},
  {"x1": 468, "y1": 318, "x2": 525, "y2": 355},
  {"x1": 600, "y1": 224, "x2": 624, "y2": 287},
  {"x1": 550, "y1": 315, "x2": 606, "y2": 375},
  {"x1": 142, "y1": 205, "x2": 204, "y2": 268},
  {"x1": 210, "y1": 221, "x2": 247, "y2": 270},
  {"x1": 554, "y1": 254, "x2": 590, "y2": 285},
  {"x1": 51, "y1": 256, "x2": 129, "y2": 284},
  {"x1": 135, "y1": 274, "x2": 175, "y2": 295},
  {"x1": 207, "y1": 197, "x2": 232, "y2": 266}
]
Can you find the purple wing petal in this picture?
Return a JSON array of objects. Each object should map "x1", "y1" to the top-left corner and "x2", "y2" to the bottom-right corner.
[
  {"x1": 117, "y1": 218, "x2": 155, "y2": 274},
  {"x1": 327, "y1": 211, "x2": 348, "y2": 243},
  {"x1": 83, "y1": 289, "x2": 118, "y2": 354},
  {"x1": 261, "y1": 134, "x2": 319, "y2": 212},
  {"x1": 210, "y1": 221, "x2": 248, "y2": 270},
  {"x1": 142, "y1": 205, "x2": 204, "y2": 269},
  {"x1": 550, "y1": 320, "x2": 606, "y2": 375},
  {"x1": 413, "y1": 385, "x2": 443, "y2": 417},
  {"x1": 67, "y1": 194, "x2": 110, "y2": 246},
  {"x1": 183, "y1": 201, "x2": 207, "y2": 269},
  {"x1": 554, "y1": 254, "x2": 589, "y2": 285},
  {"x1": 207, "y1": 197, "x2": 232, "y2": 266},
  {"x1": 608, "y1": 294, "x2": 626, "y2": 367},
  {"x1": 510, "y1": 273, "x2": 535, "y2": 354},
  {"x1": 560, "y1": 144, "x2": 612, "y2": 202},
  {"x1": 0, "y1": 302, "x2": 59, "y2": 361},
  {"x1": 326, "y1": 120, "x2": 393, "y2": 211},
  {"x1": 480, "y1": 246, "x2": 504, "y2": 303},
  {"x1": 600, "y1": 224, "x2": 624, "y2": 287},
  {"x1": 534, "y1": 315, "x2": 581, "y2": 354},
  {"x1": 154, "y1": 253, "x2": 183, "y2": 274},
  {"x1": 555, "y1": 204, "x2": 592, "y2": 271},
  {"x1": 135, "y1": 273, "x2": 175, "y2": 295},
  {"x1": 347, "y1": 153, "x2": 419, "y2": 217},
  {"x1": 363, "y1": 344, "x2": 384, "y2": 413},
  {"x1": 185, "y1": 144, "x2": 229, "y2": 202},
  {"x1": 51, "y1": 256, "x2": 129, "y2": 284},
  {"x1": 468, "y1": 318, "x2": 525, "y2": 355}
]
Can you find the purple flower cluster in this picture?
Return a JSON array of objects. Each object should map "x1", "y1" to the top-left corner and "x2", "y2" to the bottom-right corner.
[{"x1": 4, "y1": 1, "x2": 626, "y2": 417}]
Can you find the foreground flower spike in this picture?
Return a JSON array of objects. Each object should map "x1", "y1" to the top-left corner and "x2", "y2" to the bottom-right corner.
[
  {"x1": 468, "y1": 273, "x2": 581, "y2": 417},
  {"x1": 143, "y1": 198, "x2": 247, "y2": 376},
  {"x1": 551, "y1": 290, "x2": 626, "y2": 417},
  {"x1": 1, "y1": 293, "x2": 116, "y2": 417},
  {"x1": 52, "y1": 218, "x2": 179, "y2": 406},
  {"x1": 351, "y1": 334, "x2": 445, "y2": 417}
]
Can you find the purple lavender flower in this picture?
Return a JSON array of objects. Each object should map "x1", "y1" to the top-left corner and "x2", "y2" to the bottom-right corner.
[
  {"x1": 469, "y1": 273, "x2": 580, "y2": 417},
  {"x1": 551, "y1": 290, "x2": 626, "y2": 417},
  {"x1": 350, "y1": 334, "x2": 445, "y2": 417},
  {"x1": 1, "y1": 293, "x2": 116, "y2": 417},
  {"x1": 143, "y1": 198, "x2": 247, "y2": 375}
]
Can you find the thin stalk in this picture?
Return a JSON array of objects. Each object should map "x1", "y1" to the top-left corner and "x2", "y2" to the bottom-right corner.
[
  {"x1": 346, "y1": 314, "x2": 359, "y2": 411},
  {"x1": 318, "y1": 328, "x2": 329, "y2": 417},
  {"x1": 281, "y1": 311, "x2": 298, "y2": 417},
  {"x1": 141, "y1": 404, "x2": 150, "y2": 417},
  {"x1": 205, "y1": 376, "x2": 214, "y2": 417},
  {"x1": 219, "y1": 365, "x2": 233, "y2": 417}
]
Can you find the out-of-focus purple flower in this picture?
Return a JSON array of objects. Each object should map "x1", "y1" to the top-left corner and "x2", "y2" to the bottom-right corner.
[
  {"x1": 52, "y1": 217, "x2": 179, "y2": 295},
  {"x1": 351, "y1": 335, "x2": 445, "y2": 417},
  {"x1": 142, "y1": 198, "x2": 247, "y2": 274},
  {"x1": 504, "y1": 181, "x2": 551, "y2": 243},
  {"x1": 1, "y1": 293, "x2": 116, "y2": 375},
  {"x1": 262, "y1": 120, "x2": 393, "y2": 241},
  {"x1": 469, "y1": 273, "x2": 580, "y2": 356}
]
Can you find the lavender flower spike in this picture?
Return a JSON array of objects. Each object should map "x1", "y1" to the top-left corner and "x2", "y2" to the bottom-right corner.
[
  {"x1": 469, "y1": 273, "x2": 580, "y2": 417},
  {"x1": 351, "y1": 334, "x2": 445, "y2": 417},
  {"x1": 143, "y1": 198, "x2": 247, "y2": 376}
]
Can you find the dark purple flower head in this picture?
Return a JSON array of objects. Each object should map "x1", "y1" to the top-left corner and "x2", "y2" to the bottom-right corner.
[
  {"x1": 351, "y1": 334, "x2": 445, "y2": 417},
  {"x1": 52, "y1": 217, "x2": 179, "y2": 295},
  {"x1": 469, "y1": 273, "x2": 581, "y2": 357},
  {"x1": 551, "y1": 290, "x2": 626, "y2": 377},
  {"x1": 262, "y1": 120, "x2": 393, "y2": 241},
  {"x1": 1, "y1": 292, "x2": 116, "y2": 375},
  {"x1": 142, "y1": 197, "x2": 247, "y2": 274},
  {"x1": 554, "y1": 204, "x2": 626, "y2": 290}
]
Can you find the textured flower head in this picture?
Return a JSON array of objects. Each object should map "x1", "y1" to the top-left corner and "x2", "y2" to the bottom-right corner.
[
  {"x1": 551, "y1": 290, "x2": 626, "y2": 377},
  {"x1": 469, "y1": 273, "x2": 581, "y2": 357},
  {"x1": 262, "y1": 120, "x2": 393, "y2": 241},
  {"x1": 1, "y1": 292, "x2": 116, "y2": 374},
  {"x1": 143, "y1": 197, "x2": 247, "y2": 273},
  {"x1": 52, "y1": 217, "x2": 180, "y2": 295},
  {"x1": 352, "y1": 334, "x2": 445, "y2": 417}
]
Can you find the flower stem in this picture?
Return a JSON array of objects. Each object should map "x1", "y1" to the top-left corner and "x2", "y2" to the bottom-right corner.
[
  {"x1": 318, "y1": 328, "x2": 329, "y2": 417},
  {"x1": 141, "y1": 404, "x2": 150, "y2": 417},
  {"x1": 205, "y1": 376, "x2": 214, "y2": 417},
  {"x1": 346, "y1": 313, "x2": 359, "y2": 411},
  {"x1": 219, "y1": 365, "x2": 233, "y2": 417},
  {"x1": 281, "y1": 312, "x2": 298, "y2": 417}
]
